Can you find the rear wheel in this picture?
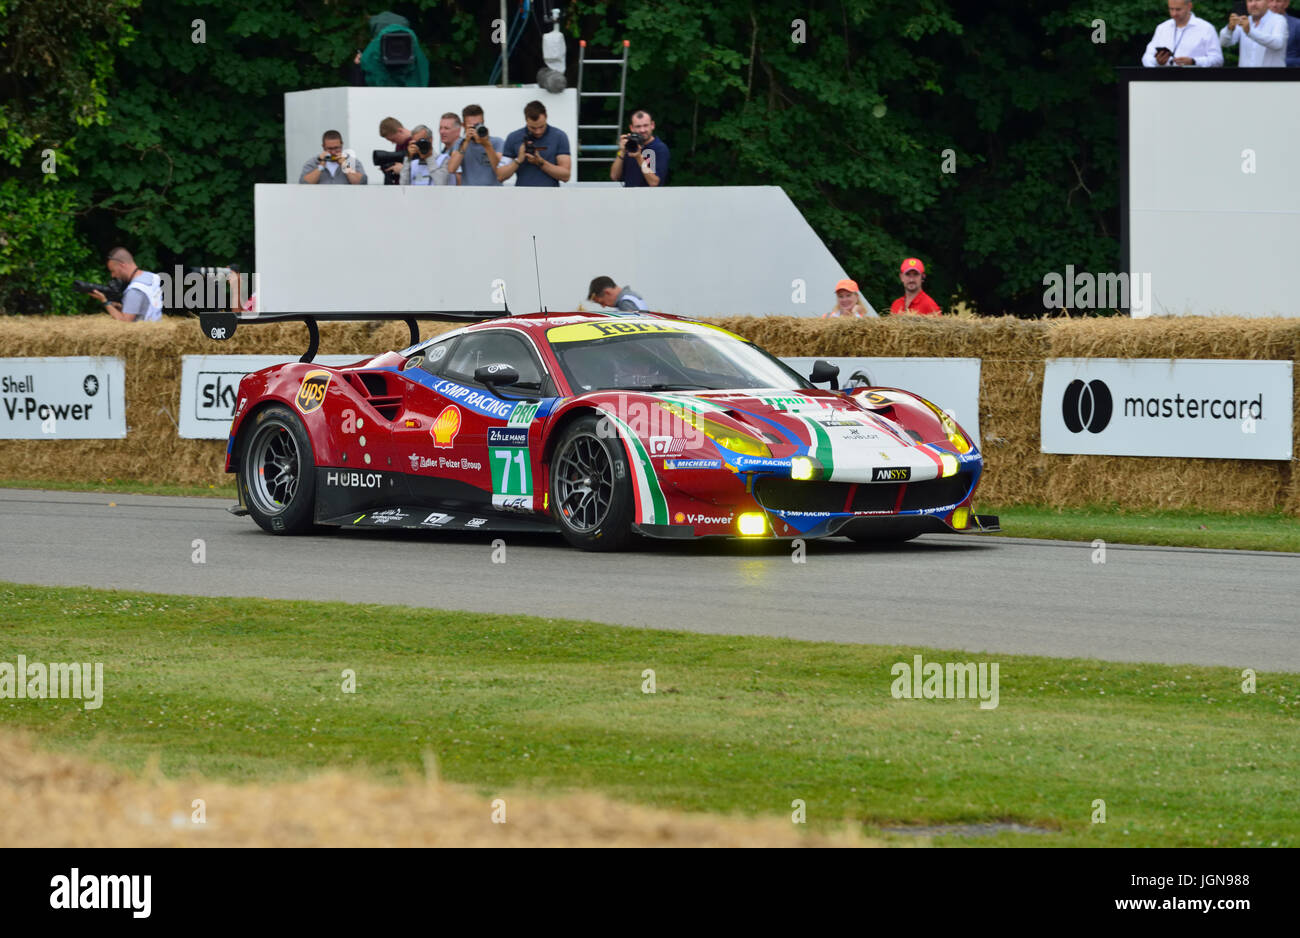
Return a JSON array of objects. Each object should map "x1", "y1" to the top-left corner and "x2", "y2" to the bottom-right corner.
[
  {"x1": 549, "y1": 415, "x2": 635, "y2": 551},
  {"x1": 239, "y1": 404, "x2": 316, "y2": 534}
]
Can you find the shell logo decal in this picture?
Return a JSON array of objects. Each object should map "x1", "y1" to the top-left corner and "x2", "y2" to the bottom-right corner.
[{"x1": 431, "y1": 405, "x2": 462, "y2": 448}]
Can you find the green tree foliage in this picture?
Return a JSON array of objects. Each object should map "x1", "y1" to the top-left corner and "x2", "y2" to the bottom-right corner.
[
  {"x1": 615, "y1": 0, "x2": 1235, "y2": 314},
  {"x1": 0, "y1": 0, "x2": 138, "y2": 314},
  {"x1": 2, "y1": 0, "x2": 1241, "y2": 315}
]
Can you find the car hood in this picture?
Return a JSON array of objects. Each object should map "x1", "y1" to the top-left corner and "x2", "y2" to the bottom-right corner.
[{"x1": 590, "y1": 387, "x2": 964, "y2": 484}]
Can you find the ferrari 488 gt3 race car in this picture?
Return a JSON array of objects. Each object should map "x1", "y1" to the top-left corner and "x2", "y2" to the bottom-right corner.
[{"x1": 200, "y1": 309, "x2": 997, "y2": 551}]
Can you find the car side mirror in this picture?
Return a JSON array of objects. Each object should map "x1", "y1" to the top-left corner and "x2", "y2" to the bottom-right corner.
[
  {"x1": 809, "y1": 359, "x2": 840, "y2": 390},
  {"x1": 475, "y1": 363, "x2": 520, "y2": 387}
]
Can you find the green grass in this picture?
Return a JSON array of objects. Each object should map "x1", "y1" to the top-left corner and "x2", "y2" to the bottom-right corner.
[
  {"x1": 986, "y1": 504, "x2": 1300, "y2": 553},
  {"x1": 2, "y1": 582, "x2": 1295, "y2": 847}
]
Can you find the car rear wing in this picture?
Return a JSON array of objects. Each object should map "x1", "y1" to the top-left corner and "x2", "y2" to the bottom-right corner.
[{"x1": 196, "y1": 309, "x2": 510, "y2": 363}]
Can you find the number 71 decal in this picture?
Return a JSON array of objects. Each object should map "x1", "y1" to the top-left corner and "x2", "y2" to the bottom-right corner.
[{"x1": 491, "y1": 447, "x2": 534, "y2": 511}]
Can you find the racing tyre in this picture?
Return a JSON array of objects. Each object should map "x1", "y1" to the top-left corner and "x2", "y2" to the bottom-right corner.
[
  {"x1": 549, "y1": 415, "x2": 635, "y2": 551},
  {"x1": 238, "y1": 404, "x2": 317, "y2": 535}
]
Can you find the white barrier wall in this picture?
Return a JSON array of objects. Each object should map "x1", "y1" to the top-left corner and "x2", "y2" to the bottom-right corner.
[
  {"x1": 285, "y1": 86, "x2": 580, "y2": 186},
  {"x1": 1126, "y1": 75, "x2": 1300, "y2": 317},
  {"x1": 254, "y1": 184, "x2": 849, "y2": 317}
]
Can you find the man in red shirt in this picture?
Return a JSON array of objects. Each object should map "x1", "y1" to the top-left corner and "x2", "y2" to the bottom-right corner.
[{"x1": 889, "y1": 258, "x2": 942, "y2": 316}]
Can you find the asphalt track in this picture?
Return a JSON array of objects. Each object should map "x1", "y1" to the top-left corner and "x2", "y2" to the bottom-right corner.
[{"x1": 1, "y1": 488, "x2": 1296, "y2": 671}]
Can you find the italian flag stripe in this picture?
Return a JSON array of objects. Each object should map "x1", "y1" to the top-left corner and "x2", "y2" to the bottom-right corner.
[{"x1": 600, "y1": 410, "x2": 667, "y2": 525}]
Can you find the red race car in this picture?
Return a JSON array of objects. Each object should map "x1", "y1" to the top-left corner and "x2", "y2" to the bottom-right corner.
[{"x1": 199, "y1": 309, "x2": 997, "y2": 551}]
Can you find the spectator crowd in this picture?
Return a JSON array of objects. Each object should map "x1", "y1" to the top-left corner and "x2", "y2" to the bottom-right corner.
[
  {"x1": 1142, "y1": 0, "x2": 1300, "y2": 68},
  {"x1": 299, "y1": 103, "x2": 672, "y2": 188}
]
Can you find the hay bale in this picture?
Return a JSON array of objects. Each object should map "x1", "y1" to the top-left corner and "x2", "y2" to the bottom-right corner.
[
  {"x1": 0, "y1": 316, "x2": 459, "y2": 487},
  {"x1": 1, "y1": 314, "x2": 1296, "y2": 516},
  {"x1": 1044, "y1": 317, "x2": 1299, "y2": 514},
  {"x1": 0, "y1": 730, "x2": 879, "y2": 847}
]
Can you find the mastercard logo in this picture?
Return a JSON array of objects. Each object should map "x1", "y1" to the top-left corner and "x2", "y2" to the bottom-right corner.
[{"x1": 431, "y1": 405, "x2": 462, "y2": 448}]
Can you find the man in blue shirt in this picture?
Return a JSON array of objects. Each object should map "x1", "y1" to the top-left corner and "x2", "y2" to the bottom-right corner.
[
  {"x1": 445, "y1": 105, "x2": 512, "y2": 186},
  {"x1": 501, "y1": 101, "x2": 572, "y2": 186},
  {"x1": 610, "y1": 110, "x2": 669, "y2": 187},
  {"x1": 1269, "y1": 0, "x2": 1300, "y2": 65}
]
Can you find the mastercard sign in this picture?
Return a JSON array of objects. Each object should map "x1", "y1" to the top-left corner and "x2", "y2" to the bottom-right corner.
[
  {"x1": 295, "y1": 370, "x2": 331, "y2": 413},
  {"x1": 431, "y1": 405, "x2": 462, "y2": 448}
]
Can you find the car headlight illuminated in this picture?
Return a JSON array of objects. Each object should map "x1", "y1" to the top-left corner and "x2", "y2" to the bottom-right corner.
[
  {"x1": 658, "y1": 401, "x2": 771, "y2": 457},
  {"x1": 714, "y1": 434, "x2": 769, "y2": 457},
  {"x1": 952, "y1": 507, "x2": 969, "y2": 529},
  {"x1": 738, "y1": 512, "x2": 767, "y2": 536},
  {"x1": 939, "y1": 416, "x2": 971, "y2": 454},
  {"x1": 939, "y1": 452, "x2": 958, "y2": 478},
  {"x1": 791, "y1": 456, "x2": 815, "y2": 481}
]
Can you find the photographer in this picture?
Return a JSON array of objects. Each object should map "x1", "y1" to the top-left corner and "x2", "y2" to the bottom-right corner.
[
  {"x1": 1220, "y1": 0, "x2": 1288, "y2": 66},
  {"x1": 434, "y1": 113, "x2": 463, "y2": 185},
  {"x1": 444, "y1": 105, "x2": 512, "y2": 186},
  {"x1": 610, "y1": 110, "x2": 669, "y2": 187},
  {"x1": 501, "y1": 101, "x2": 572, "y2": 187},
  {"x1": 377, "y1": 117, "x2": 413, "y2": 184},
  {"x1": 87, "y1": 248, "x2": 162, "y2": 323},
  {"x1": 299, "y1": 130, "x2": 368, "y2": 185},
  {"x1": 399, "y1": 125, "x2": 446, "y2": 186}
]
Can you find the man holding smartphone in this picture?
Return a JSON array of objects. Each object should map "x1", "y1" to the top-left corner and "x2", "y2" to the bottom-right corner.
[
  {"x1": 1142, "y1": 1, "x2": 1224, "y2": 67},
  {"x1": 1221, "y1": 0, "x2": 1289, "y2": 66}
]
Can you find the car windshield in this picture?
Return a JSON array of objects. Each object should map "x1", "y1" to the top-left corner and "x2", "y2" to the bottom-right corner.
[{"x1": 548, "y1": 320, "x2": 813, "y2": 393}]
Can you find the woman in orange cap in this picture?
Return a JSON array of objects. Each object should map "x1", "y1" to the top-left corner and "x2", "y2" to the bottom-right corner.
[{"x1": 823, "y1": 278, "x2": 878, "y2": 318}]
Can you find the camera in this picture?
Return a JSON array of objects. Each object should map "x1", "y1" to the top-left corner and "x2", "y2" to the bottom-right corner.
[
  {"x1": 524, "y1": 138, "x2": 538, "y2": 156},
  {"x1": 74, "y1": 279, "x2": 125, "y2": 303},
  {"x1": 414, "y1": 136, "x2": 432, "y2": 156},
  {"x1": 372, "y1": 149, "x2": 404, "y2": 185},
  {"x1": 475, "y1": 125, "x2": 489, "y2": 139},
  {"x1": 624, "y1": 132, "x2": 644, "y2": 153}
]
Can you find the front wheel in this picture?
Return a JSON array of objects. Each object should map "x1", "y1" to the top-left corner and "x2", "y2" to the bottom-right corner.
[
  {"x1": 238, "y1": 404, "x2": 317, "y2": 534},
  {"x1": 549, "y1": 415, "x2": 635, "y2": 551}
]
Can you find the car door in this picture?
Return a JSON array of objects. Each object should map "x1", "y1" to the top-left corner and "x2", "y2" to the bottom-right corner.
[{"x1": 395, "y1": 329, "x2": 549, "y2": 513}]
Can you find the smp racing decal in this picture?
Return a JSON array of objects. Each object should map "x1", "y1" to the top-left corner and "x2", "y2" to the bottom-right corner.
[
  {"x1": 431, "y1": 405, "x2": 462, "y2": 448},
  {"x1": 295, "y1": 370, "x2": 330, "y2": 413},
  {"x1": 431, "y1": 379, "x2": 517, "y2": 420}
]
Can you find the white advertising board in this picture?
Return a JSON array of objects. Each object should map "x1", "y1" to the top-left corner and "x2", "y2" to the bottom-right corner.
[
  {"x1": 1041, "y1": 358, "x2": 1292, "y2": 460},
  {"x1": 782, "y1": 356, "x2": 982, "y2": 445},
  {"x1": 0, "y1": 357, "x2": 126, "y2": 439},
  {"x1": 178, "y1": 355, "x2": 361, "y2": 439}
]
